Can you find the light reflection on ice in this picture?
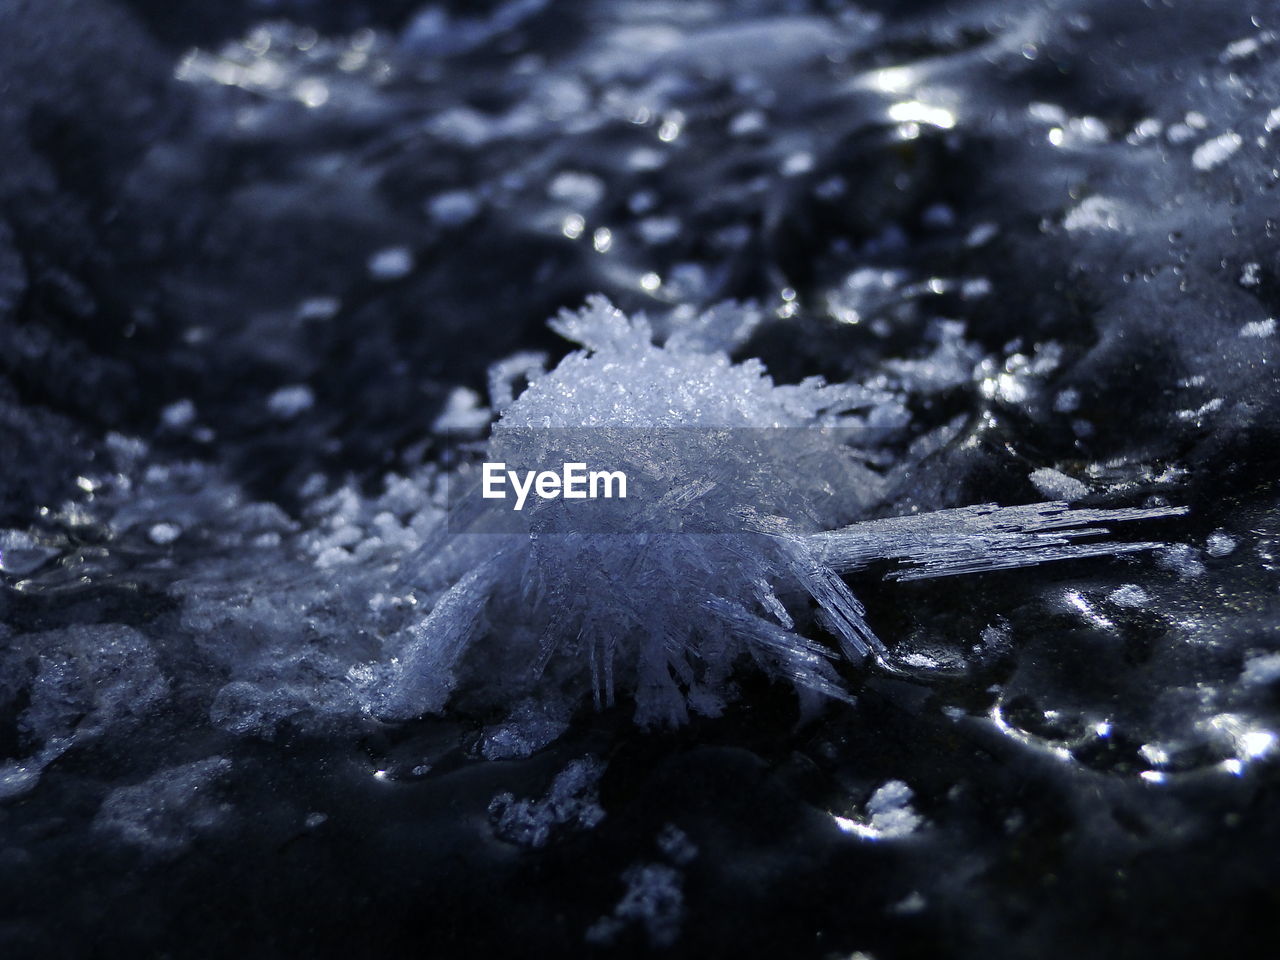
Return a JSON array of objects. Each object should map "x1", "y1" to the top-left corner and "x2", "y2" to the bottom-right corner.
[{"x1": 886, "y1": 100, "x2": 956, "y2": 129}]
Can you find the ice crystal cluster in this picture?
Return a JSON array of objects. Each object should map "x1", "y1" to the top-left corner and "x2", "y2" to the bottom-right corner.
[{"x1": 379, "y1": 298, "x2": 1181, "y2": 726}]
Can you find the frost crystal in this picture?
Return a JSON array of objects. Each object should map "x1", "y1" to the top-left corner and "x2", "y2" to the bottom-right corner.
[
  {"x1": 377, "y1": 298, "x2": 1183, "y2": 727},
  {"x1": 586, "y1": 863, "x2": 684, "y2": 948},
  {"x1": 488, "y1": 756, "x2": 606, "y2": 847}
]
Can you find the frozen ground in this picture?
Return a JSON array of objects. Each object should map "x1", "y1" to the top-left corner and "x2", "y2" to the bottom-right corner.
[{"x1": 2, "y1": 1, "x2": 1279, "y2": 957}]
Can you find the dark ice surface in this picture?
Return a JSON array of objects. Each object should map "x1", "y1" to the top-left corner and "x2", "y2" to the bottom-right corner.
[{"x1": 2, "y1": 1, "x2": 1280, "y2": 957}]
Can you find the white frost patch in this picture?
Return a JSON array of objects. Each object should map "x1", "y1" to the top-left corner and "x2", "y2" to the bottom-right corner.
[
  {"x1": 1030, "y1": 467, "x2": 1088, "y2": 501},
  {"x1": 866, "y1": 780, "x2": 923, "y2": 836},
  {"x1": 1175, "y1": 397, "x2": 1224, "y2": 421},
  {"x1": 367, "y1": 246, "x2": 414, "y2": 279},
  {"x1": 488, "y1": 756, "x2": 605, "y2": 847},
  {"x1": 1191, "y1": 132, "x2": 1242, "y2": 171},
  {"x1": 1156, "y1": 544, "x2": 1206, "y2": 579},
  {"x1": 1205, "y1": 530, "x2": 1237, "y2": 557},
  {"x1": 1239, "y1": 318, "x2": 1276, "y2": 338},
  {"x1": 586, "y1": 863, "x2": 684, "y2": 948},
  {"x1": 1221, "y1": 31, "x2": 1276, "y2": 62},
  {"x1": 93, "y1": 757, "x2": 233, "y2": 860},
  {"x1": 148, "y1": 522, "x2": 182, "y2": 545},
  {"x1": 431, "y1": 386, "x2": 491, "y2": 435},
  {"x1": 1108, "y1": 584, "x2": 1150, "y2": 608},
  {"x1": 266, "y1": 384, "x2": 315, "y2": 419},
  {"x1": 1242, "y1": 653, "x2": 1280, "y2": 687},
  {"x1": 833, "y1": 780, "x2": 923, "y2": 840},
  {"x1": 781, "y1": 151, "x2": 814, "y2": 176},
  {"x1": 161, "y1": 398, "x2": 196, "y2": 429},
  {"x1": 1063, "y1": 196, "x2": 1126, "y2": 233}
]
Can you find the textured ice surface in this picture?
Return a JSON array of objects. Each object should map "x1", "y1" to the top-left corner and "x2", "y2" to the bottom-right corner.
[
  {"x1": 1, "y1": 625, "x2": 169, "y2": 799},
  {"x1": 93, "y1": 757, "x2": 233, "y2": 861}
]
